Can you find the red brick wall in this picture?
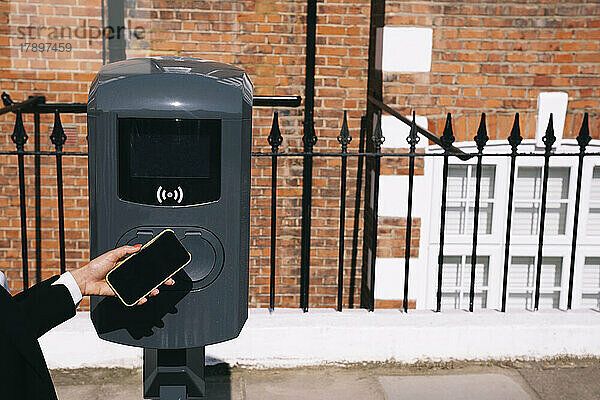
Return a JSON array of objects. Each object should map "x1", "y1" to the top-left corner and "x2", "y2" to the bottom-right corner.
[
  {"x1": 0, "y1": 0, "x2": 370, "y2": 309},
  {"x1": 383, "y1": 1, "x2": 600, "y2": 140},
  {"x1": 1, "y1": 0, "x2": 599, "y2": 310},
  {"x1": 127, "y1": 0, "x2": 369, "y2": 307},
  {"x1": 0, "y1": 0, "x2": 102, "y2": 309}
]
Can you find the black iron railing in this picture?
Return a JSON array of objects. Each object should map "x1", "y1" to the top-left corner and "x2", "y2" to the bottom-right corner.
[
  {"x1": 1, "y1": 95, "x2": 88, "y2": 288},
  {"x1": 1, "y1": 92, "x2": 598, "y2": 313}
]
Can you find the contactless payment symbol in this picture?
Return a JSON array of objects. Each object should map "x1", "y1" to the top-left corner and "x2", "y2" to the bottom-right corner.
[{"x1": 156, "y1": 186, "x2": 184, "y2": 204}]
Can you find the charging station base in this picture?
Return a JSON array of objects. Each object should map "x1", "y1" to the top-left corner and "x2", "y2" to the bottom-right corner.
[{"x1": 143, "y1": 347, "x2": 206, "y2": 399}]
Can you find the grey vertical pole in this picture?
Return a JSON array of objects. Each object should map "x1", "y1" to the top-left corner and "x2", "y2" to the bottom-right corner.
[
  {"x1": 159, "y1": 386, "x2": 187, "y2": 400},
  {"x1": 107, "y1": 0, "x2": 126, "y2": 62},
  {"x1": 144, "y1": 347, "x2": 206, "y2": 399},
  {"x1": 101, "y1": 0, "x2": 106, "y2": 64},
  {"x1": 360, "y1": 0, "x2": 385, "y2": 309},
  {"x1": 300, "y1": 0, "x2": 317, "y2": 312}
]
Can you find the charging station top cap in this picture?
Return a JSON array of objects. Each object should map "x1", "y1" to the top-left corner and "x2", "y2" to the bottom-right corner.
[{"x1": 88, "y1": 56, "x2": 253, "y2": 118}]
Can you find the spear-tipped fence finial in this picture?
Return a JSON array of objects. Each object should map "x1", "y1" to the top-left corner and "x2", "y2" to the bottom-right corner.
[
  {"x1": 474, "y1": 113, "x2": 488, "y2": 153},
  {"x1": 542, "y1": 113, "x2": 556, "y2": 151},
  {"x1": 11, "y1": 110, "x2": 28, "y2": 151},
  {"x1": 508, "y1": 113, "x2": 522, "y2": 153},
  {"x1": 372, "y1": 111, "x2": 385, "y2": 151},
  {"x1": 406, "y1": 111, "x2": 420, "y2": 150},
  {"x1": 267, "y1": 111, "x2": 283, "y2": 153},
  {"x1": 576, "y1": 113, "x2": 591, "y2": 152},
  {"x1": 50, "y1": 110, "x2": 67, "y2": 152},
  {"x1": 440, "y1": 113, "x2": 455, "y2": 150},
  {"x1": 337, "y1": 111, "x2": 352, "y2": 152}
]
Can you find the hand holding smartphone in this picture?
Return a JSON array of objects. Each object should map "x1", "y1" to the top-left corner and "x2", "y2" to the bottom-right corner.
[{"x1": 106, "y1": 229, "x2": 191, "y2": 307}]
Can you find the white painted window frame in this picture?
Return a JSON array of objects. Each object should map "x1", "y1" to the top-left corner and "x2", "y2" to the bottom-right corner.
[
  {"x1": 572, "y1": 250, "x2": 600, "y2": 309},
  {"x1": 570, "y1": 154, "x2": 600, "y2": 309},
  {"x1": 418, "y1": 139, "x2": 600, "y2": 310},
  {"x1": 438, "y1": 253, "x2": 494, "y2": 311},
  {"x1": 444, "y1": 163, "x2": 498, "y2": 236},
  {"x1": 505, "y1": 245, "x2": 571, "y2": 310}
]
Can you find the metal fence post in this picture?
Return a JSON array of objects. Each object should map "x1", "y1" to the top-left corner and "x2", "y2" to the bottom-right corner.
[
  {"x1": 368, "y1": 111, "x2": 384, "y2": 311},
  {"x1": 402, "y1": 112, "x2": 419, "y2": 312},
  {"x1": 501, "y1": 114, "x2": 522, "y2": 312},
  {"x1": 50, "y1": 110, "x2": 68, "y2": 274},
  {"x1": 567, "y1": 113, "x2": 591, "y2": 310},
  {"x1": 469, "y1": 114, "x2": 488, "y2": 312},
  {"x1": 34, "y1": 110, "x2": 42, "y2": 283},
  {"x1": 534, "y1": 114, "x2": 556, "y2": 311},
  {"x1": 11, "y1": 110, "x2": 29, "y2": 289},
  {"x1": 436, "y1": 113, "x2": 455, "y2": 312},
  {"x1": 268, "y1": 112, "x2": 283, "y2": 311},
  {"x1": 337, "y1": 111, "x2": 351, "y2": 311},
  {"x1": 349, "y1": 116, "x2": 366, "y2": 308}
]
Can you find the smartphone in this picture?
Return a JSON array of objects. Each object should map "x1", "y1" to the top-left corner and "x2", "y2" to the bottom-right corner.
[{"x1": 105, "y1": 229, "x2": 192, "y2": 307}]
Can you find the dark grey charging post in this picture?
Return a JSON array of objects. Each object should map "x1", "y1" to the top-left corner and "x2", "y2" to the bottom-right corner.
[{"x1": 87, "y1": 57, "x2": 253, "y2": 399}]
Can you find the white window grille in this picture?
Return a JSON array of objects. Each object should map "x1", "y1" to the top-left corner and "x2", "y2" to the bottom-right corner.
[
  {"x1": 581, "y1": 257, "x2": 600, "y2": 310},
  {"x1": 507, "y1": 256, "x2": 563, "y2": 310},
  {"x1": 422, "y1": 142, "x2": 600, "y2": 311},
  {"x1": 441, "y1": 255, "x2": 489, "y2": 310},
  {"x1": 513, "y1": 167, "x2": 570, "y2": 236},
  {"x1": 445, "y1": 165, "x2": 496, "y2": 236},
  {"x1": 587, "y1": 166, "x2": 600, "y2": 236}
]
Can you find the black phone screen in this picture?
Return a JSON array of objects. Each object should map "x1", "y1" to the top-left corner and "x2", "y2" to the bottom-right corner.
[{"x1": 106, "y1": 230, "x2": 191, "y2": 306}]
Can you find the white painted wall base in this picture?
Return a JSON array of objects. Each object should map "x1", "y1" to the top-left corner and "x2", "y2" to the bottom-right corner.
[{"x1": 40, "y1": 309, "x2": 600, "y2": 369}]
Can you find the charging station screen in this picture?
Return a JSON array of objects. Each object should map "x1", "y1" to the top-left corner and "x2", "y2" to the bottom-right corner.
[
  {"x1": 118, "y1": 117, "x2": 221, "y2": 205},
  {"x1": 128, "y1": 126, "x2": 211, "y2": 178}
]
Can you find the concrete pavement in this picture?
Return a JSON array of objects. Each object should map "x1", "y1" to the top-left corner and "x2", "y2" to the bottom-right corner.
[{"x1": 51, "y1": 358, "x2": 600, "y2": 400}]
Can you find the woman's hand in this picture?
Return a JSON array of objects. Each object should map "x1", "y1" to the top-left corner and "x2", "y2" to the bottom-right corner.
[{"x1": 71, "y1": 245, "x2": 175, "y2": 305}]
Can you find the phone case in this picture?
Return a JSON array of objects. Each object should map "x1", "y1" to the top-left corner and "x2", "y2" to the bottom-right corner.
[{"x1": 105, "y1": 229, "x2": 192, "y2": 307}]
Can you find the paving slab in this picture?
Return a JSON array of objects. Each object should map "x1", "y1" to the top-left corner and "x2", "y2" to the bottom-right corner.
[
  {"x1": 50, "y1": 359, "x2": 600, "y2": 400},
  {"x1": 378, "y1": 373, "x2": 532, "y2": 400},
  {"x1": 515, "y1": 360, "x2": 600, "y2": 400},
  {"x1": 56, "y1": 385, "x2": 141, "y2": 400},
  {"x1": 243, "y1": 368, "x2": 385, "y2": 400}
]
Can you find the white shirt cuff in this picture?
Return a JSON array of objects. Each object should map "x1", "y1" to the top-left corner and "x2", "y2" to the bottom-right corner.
[
  {"x1": 52, "y1": 271, "x2": 83, "y2": 307},
  {"x1": 0, "y1": 270, "x2": 9, "y2": 294}
]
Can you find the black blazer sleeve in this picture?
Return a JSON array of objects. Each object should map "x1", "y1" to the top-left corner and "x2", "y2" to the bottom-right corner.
[{"x1": 12, "y1": 275, "x2": 77, "y2": 339}]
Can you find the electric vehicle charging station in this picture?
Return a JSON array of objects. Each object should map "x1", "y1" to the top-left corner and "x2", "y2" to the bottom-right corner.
[{"x1": 87, "y1": 56, "x2": 252, "y2": 399}]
